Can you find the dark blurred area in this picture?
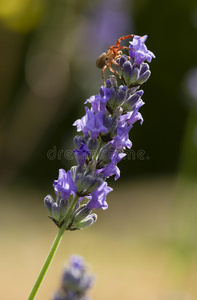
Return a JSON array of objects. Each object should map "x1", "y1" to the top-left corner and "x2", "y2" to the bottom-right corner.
[{"x1": 0, "y1": 0, "x2": 196, "y2": 189}]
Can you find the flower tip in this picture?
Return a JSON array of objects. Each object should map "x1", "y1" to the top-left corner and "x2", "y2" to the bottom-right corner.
[{"x1": 142, "y1": 34, "x2": 148, "y2": 41}]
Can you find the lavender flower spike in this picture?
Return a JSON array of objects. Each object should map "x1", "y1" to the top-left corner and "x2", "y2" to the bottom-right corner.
[
  {"x1": 31, "y1": 34, "x2": 155, "y2": 300},
  {"x1": 53, "y1": 255, "x2": 95, "y2": 300},
  {"x1": 44, "y1": 34, "x2": 155, "y2": 231}
]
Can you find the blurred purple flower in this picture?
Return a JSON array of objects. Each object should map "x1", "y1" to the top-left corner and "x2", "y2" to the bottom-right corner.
[
  {"x1": 68, "y1": 255, "x2": 86, "y2": 272},
  {"x1": 87, "y1": 0, "x2": 133, "y2": 51},
  {"x1": 53, "y1": 255, "x2": 95, "y2": 300}
]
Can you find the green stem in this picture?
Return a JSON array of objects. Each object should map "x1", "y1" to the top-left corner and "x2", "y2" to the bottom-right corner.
[
  {"x1": 62, "y1": 195, "x2": 79, "y2": 230},
  {"x1": 28, "y1": 195, "x2": 79, "y2": 299},
  {"x1": 28, "y1": 226, "x2": 64, "y2": 300}
]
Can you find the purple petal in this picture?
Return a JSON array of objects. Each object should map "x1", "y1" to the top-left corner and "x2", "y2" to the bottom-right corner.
[
  {"x1": 54, "y1": 169, "x2": 77, "y2": 200},
  {"x1": 129, "y1": 35, "x2": 155, "y2": 65}
]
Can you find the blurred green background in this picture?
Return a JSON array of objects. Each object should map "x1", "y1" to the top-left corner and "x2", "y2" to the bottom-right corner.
[{"x1": 1, "y1": 0, "x2": 197, "y2": 299}]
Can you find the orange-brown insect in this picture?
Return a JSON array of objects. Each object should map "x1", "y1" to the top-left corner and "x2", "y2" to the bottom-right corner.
[{"x1": 96, "y1": 34, "x2": 135, "y2": 85}]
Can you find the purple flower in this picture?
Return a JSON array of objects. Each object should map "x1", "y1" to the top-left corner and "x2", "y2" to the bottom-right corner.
[
  {"x1": 69, "y1": 255, "x2": 86, "y2": 271},
  {"x1": 85, "y1": 86, "x2": 111, "y2": 112},
  {"x1": 85, "y1": 94, "x2": 100, "y2": 112},
  {"x1": 73, "y1": 107, "x2": 108, "y2": 139},
  {"x1": 54, "y1": 169, "x2": 77, "y2": 200},
  {"x1": 128, "y1": 109, "x2": 143, "y2": 125},
  {"x1": 129, "y1": 35, "x2": 155, "y2": 65},
  {"x1": 87, "y1": 182, "x2": 113, "y2": 210},
  {"x1": 102, "y1": 150, "x2": 126, "y2": 180},
  {"x1": 120, "y1": 99, "x2": 144, "y2": 125},
  {"x1": 112, "y1": 122, "x2": 132, "y2": 150},
  {"x1": 102, "y1": 163, "x2": 120, "y2": 181},
  {"x1": 53, "y1": 255, "x2": 95, "y2": 300},
  {"x1": 74, "y1": 143, "x2": 90, "y2": 166}
]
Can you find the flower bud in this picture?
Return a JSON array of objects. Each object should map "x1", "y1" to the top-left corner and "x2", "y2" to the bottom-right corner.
[
  {"x1": 59, "y1": 199, "x2": 68, "y2": 222},
  {"x1": 140, "y1": 62, "x2": 149, "y2": 75},
  {"x1": 108, "y1": 117, "x2": 118, "y2": 137},
  {"x1": 123, "y1": 90, "x2": 144, "y2": 111},
  {"x1": 106, "y1": 79, "x2": 112, "y2": 88},
  {"x1": 73, "y1": 135, "x2": 87, "y2": 149},
  {"x1": 107, "y1": 83, "x2": 126, "y2": 111},
  {"x1": 114, "y1": 106, "x2": 123, "y2": 118},
  {"x1": 74, "y1": 143, "x2": 90, "y2": 166},
  {"x1": 71, "y1": 214, "x2": 97, "y2": 230},
  {"x1": 119, "y1": 54, "x2": 127, "y2": 68},
  {"x1": 81, "y1": 175, "x2": 94, "y2": 190},
  {"x1": 44, "y1": 195, "x2": 54, "y2": 216},
  {"x1": 70, "y1": 165, "x2": 77, "y2": 180},
  {"x1": 98, "y1": 143, "x2": 115, "y2": 165},
  {"x1": 52, "y1": 202, "x2": 60, "y2": 220},
  {"x1": 116, "y1": 86, "x2": 127, "y2": 106},
  {"x1": 86, "y1": 177, "x2": 104, "y2": 193},
  {"x1": 103, "y1": 113, "x2": 112, "y2": 130},
  {"x1": 99, "y1": 86, "x2": 111, "y2": 100},
  {"x1": 108, "y1": 75, "x2": 118, "y2": 88},
  {"x1": 88, "y1": 159, "x2": 98, "y2": 171},
  {"x1": 72, "y1": 204, "x2": 91, "y2": 223},
  {"x1": 122, "y1": 61, "x2": 140, "y2": 86},
  {"x1": 87, "y1": 137, "x2": 98, "y2": 152},
  {"x1": 135, "y1": 70, "x2": 151, "y2": 85},
  {"x1": 75, "y1": 172, "x2": 83, "y2": 187}
]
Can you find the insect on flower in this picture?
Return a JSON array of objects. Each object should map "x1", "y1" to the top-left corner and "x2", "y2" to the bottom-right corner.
[{"x1": 96, "y1": 34, "x2": 136, "y2": 85}]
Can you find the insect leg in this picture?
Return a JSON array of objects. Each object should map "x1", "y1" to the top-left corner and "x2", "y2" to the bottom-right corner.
[
  {"x1": 102, "y1": 65, "x2": 108, "y2": 85},
  {"x1": 116, "y1": 34, "x2": 135, "y2": 47}
]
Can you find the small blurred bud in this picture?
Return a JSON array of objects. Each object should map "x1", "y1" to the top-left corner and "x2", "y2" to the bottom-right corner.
[
  {"x1": 123, "y1": 90, "x2": 144, "y2": 111},
  {"x1": 108, "y1": 75, "x2": 118, "y2": 88},
  {"x1": 98, "y1": 143, "x2": 115, "y2": 165},
  {"x1": 59, "y1": 199, "x2": 69, "y2": 222},
  {"x1": 88, "y1": 160, "x2": 97, "y2": 172},
  {"x1": 139, "y1": 62, "x2": 149, "y2": 75},
  {"x1": 44, "y1": 195, "x2": 54, "y2": 216},
  {"x1": 72, "y1": 214, "x2": 97, "y2": 230},
  {"x1": 87, "y1": 138, "x2": 98, "y2": 152},
  {"x1": 73, "y1": 135, "x2": 87, "y2": 149},
  {"x1": 52, "y1": 203, "x2": 60, "y2": 220},
  {"x1": 72, "y1": 205, "x2": 91, "y2": 223},
  {"x1": 135, "y1": 70, "x2": 151, "y2": 85},
  {"x1": 114, "y1": 107, "x2": 123, "y2": 118}
]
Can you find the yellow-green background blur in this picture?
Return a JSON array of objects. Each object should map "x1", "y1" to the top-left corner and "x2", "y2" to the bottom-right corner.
[{"x1": 1, "y1": 0, "x2": 197, "y2": 299}]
